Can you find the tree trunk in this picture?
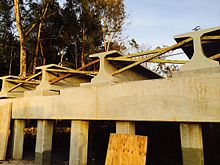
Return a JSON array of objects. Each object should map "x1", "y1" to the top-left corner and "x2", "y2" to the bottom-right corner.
[
  {"x1": 14, "y1": 0, "x2": 26, "y2": 78},
  {"x1": 40, "y1": 41, "x2": 46, "y2": 65},
  {"x1": 20, "y1": 40, "x2": 27, "y2": 78},
  {"x1": 9, "y1": 47, "x2": 14, "y2": 75},
  {"x1": 81, "y1": 27, "x2": 86, "y2": 67},
  {"x1": 33, "y1": 2, "x2": 49, "y2": 74},
  {"x1": 33, "y1": 23, "x2": 42, "y2": 74}
]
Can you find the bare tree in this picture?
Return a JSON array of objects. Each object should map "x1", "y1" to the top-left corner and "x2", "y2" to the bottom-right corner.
[
  {"x1": 13, "y1": 0, "x2": 52, "y2": 77},
  {"x1": 94, "y1": 0, "x2": 126, "y2": 52},
  {"x1": 33, "y1": 1, "x2": 50, "y2": 74}
]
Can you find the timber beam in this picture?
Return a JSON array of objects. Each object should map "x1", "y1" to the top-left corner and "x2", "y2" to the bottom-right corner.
[{"x1": 111, "y1": 38, "x2": 192, "y2": 76}]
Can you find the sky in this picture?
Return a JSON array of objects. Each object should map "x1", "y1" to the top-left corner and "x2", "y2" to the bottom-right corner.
[{"x1": 124, "y1": 0, "x2": 220, "y2": 49}]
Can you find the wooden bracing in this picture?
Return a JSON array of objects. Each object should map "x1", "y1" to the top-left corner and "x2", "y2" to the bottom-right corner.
[
  {"x1": 49, "y1": 59, "x2": 100, "y2": 85},
  {"x1": 4, "y1": 34, "x2": 220, "y2": 92},
  {"x1": 7, "y1": 71, "x2": 42, "y2": 92}
]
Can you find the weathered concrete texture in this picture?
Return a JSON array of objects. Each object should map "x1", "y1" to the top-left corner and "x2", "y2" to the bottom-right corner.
[
  {"x1": 180, "y1": 123, "x2": 204, "y2": 165},
  {"x1": 12, "y1": 120, "x2": 25, "y2": 160},
  {"x1": 24, "y1": 89, "x2": 59, "y2": 97},
  {"x1": 12, "y1": 72, "x2": 220, "y2": 122},
  {"x1": 35, "y1": 120, "x2": 53, "y2": 165},
  {"x1": 116, "y1": 121, "x2": 135, "y2": 135},
  {"x1": 69, "y1": 121, "x2": 89, "y2": 165},
  {"x1": 0, "y1": 103, "x2": 12, "y2": 160},
  {"x1": 181, "y1": 148, "x2": 204, "y2": 165},
  {"x1": 173, "y1": 67, "x2": 220, "y2": 78},
  {"x1": 35, "y1": 151, "x2": 51, "y2": 165}
]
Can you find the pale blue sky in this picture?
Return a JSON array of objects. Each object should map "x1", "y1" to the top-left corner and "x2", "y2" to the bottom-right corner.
[{"x1": 124, "y1": 0, "x2": 220, "y2": 48}]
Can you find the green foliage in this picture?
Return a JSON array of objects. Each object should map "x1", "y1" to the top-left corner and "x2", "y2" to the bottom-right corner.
[
  {"x1": 0, "y1": 0, "x2": 126, "y2": 76},
  {"x1": 0, "y1": 0, "x2": 20, "y2": 76}
]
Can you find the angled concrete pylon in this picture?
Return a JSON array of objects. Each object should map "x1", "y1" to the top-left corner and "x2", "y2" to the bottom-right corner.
[
  {"x1": 175, "y1": 26, "x2": 219, "y2": 71},
  {"x1": 90, "y1": 50, "x2": 120, "y2": 83},
  {"x1": 89, "y1": 50, "x2": 161, "y2": 84}
]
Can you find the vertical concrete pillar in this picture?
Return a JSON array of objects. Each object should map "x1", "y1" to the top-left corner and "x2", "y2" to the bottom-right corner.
[
  {"x1": 12, "y1": 119, "x2": 25, "y2": 159},
  {"x1": 116, "y1": 121, "x2": 135, "y2": 135},
  {"x1": 69, "y1": 120, "x2": 89, "y2": 165},
  {"x1": 180, "y1": 123, "x2": 204, "y2": 165},
  {"x1": 35, "y1": 120, "x2": 54, "y2": 165}
]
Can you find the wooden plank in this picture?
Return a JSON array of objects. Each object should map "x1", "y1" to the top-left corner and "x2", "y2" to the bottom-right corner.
[
  {"x1": 116, "y1": 35, "x2": 218, "y2": 59},
  {"x1": 76, "y1": 59, "x2": 100, "y2": 71},
  {"x1": 105, "y1": 133, "x2": 148, "y2": 165},
  {"x1": 6, "y1": 79, "x2": 40, "y2": 85},
  {"x1": 107, "y1": 57, "x2": 188, "y2": 64},
  {"x1": 201, "y1": 35, "x2": 220, "y2": 40},
  {"x1": 0, "y1": 103, "x2": 12, "y2": 160},
  {"x1": 46, "y1": 69, "x2": 97, "y2": 75},
  {"x1": 117, "y1": 48, "x2": 166, "y2": 59},
  {"x1": 50, "y1": 59, "x2": 99, "y2": 85},
  {"x1": 49, "y1": 73, "x2": 72, "y2": 85},
  {"x1": 7, "y1": 71, "x2": 42, "y2": 92},
  {"x1": 111, "y1": 38, "x2": 192, "y2": 76},
  {"x1": 209, "y1": 53, "x2": 220, "y2": 60}
]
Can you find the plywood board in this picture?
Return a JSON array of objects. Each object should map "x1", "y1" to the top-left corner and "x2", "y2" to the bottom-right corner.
[
  {"x1": 0, "y1": 103, "x2": 12, "y2": 160},
  {"x1": 105, "y1": 133, "x2": 148, "y2": 165}
]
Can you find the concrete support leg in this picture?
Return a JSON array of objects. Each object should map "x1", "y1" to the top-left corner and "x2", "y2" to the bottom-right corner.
[
  {"x1": 35, "y1": 120, "x2": 54, "y2": 165},
  {"x1": 180, "y1": 123, "x2": 204, "y2": 165},
  {"x1": 116, "y1": 121, "x2": 135, "y2": 134},
  {"x1": 12, "y1": 120, "x2": 25, "y2": 159},
  {"x1": 69, "y1": 120, "x2": 89, "y2": 165}
]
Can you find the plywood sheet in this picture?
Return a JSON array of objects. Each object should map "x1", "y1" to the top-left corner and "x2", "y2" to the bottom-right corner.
[
  {"x1": 0, "y1": 103, "x2": 12, "y2": 160},
  {"x1": 105, "y1": 133, "x2": 148, "y2": 165}
]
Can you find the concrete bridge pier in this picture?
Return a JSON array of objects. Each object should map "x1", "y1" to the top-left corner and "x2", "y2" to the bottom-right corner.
[
  {"x1": 116, "y1": 121, "x2": 135, "y2": 135},
  {"x1": 12, "y1": 119, "x2": 25, "y2": 159},
  {"x1": 35, "y1": 120, "x2": 54, "y2": 165},
  {"x1": 69, "y1": 120, "x2": 89, "y2": 165},
  {"x1": 180, "y1": 123, "x2": 204, "y2": 165}
]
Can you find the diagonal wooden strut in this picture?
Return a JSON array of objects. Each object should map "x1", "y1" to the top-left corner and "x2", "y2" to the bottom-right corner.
[
  {"x1": 111, "y1": 38, "x2": 192, "y2": 76},
  {"x1": 7, "y1": 71, "x2": 42, "y2": 92},
  {"x1": 49, "y1": 59, "x2": 100, "y2": 85},
  {"x1": 118, "y1": 48, "x2": 166, "y2": 59},
  {"x1": 107, "y1": 57, "x2": 188, "y2": 64},
  {"x1": 209, "y1": 53, "x2": 220, "y2": 60},
  {"x1": 46, "y1": 69, "x2": 98, "y2": 75}
]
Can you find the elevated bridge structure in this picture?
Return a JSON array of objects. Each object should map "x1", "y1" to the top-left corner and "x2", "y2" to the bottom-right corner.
[{"x1": 0, "y1": 26, "x2": 220, "y2": 165}]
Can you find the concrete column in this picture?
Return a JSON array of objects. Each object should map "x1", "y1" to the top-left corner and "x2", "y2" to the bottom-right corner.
[
  {"x1": 69, "y1": 120, "x2": 89, "y2": 165},
  {"x1": 116, "y1": 121, "x2": 135, "y2": 135},
  {"x1": 12, "y1": 119, "x2": 25, "y2": 159},
  {"x1": 180, "y1": 123, "x2": 204, "y2": 165},
  {"x1": 35, "y1": 120, "x2": 54, "y2": 165}
]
